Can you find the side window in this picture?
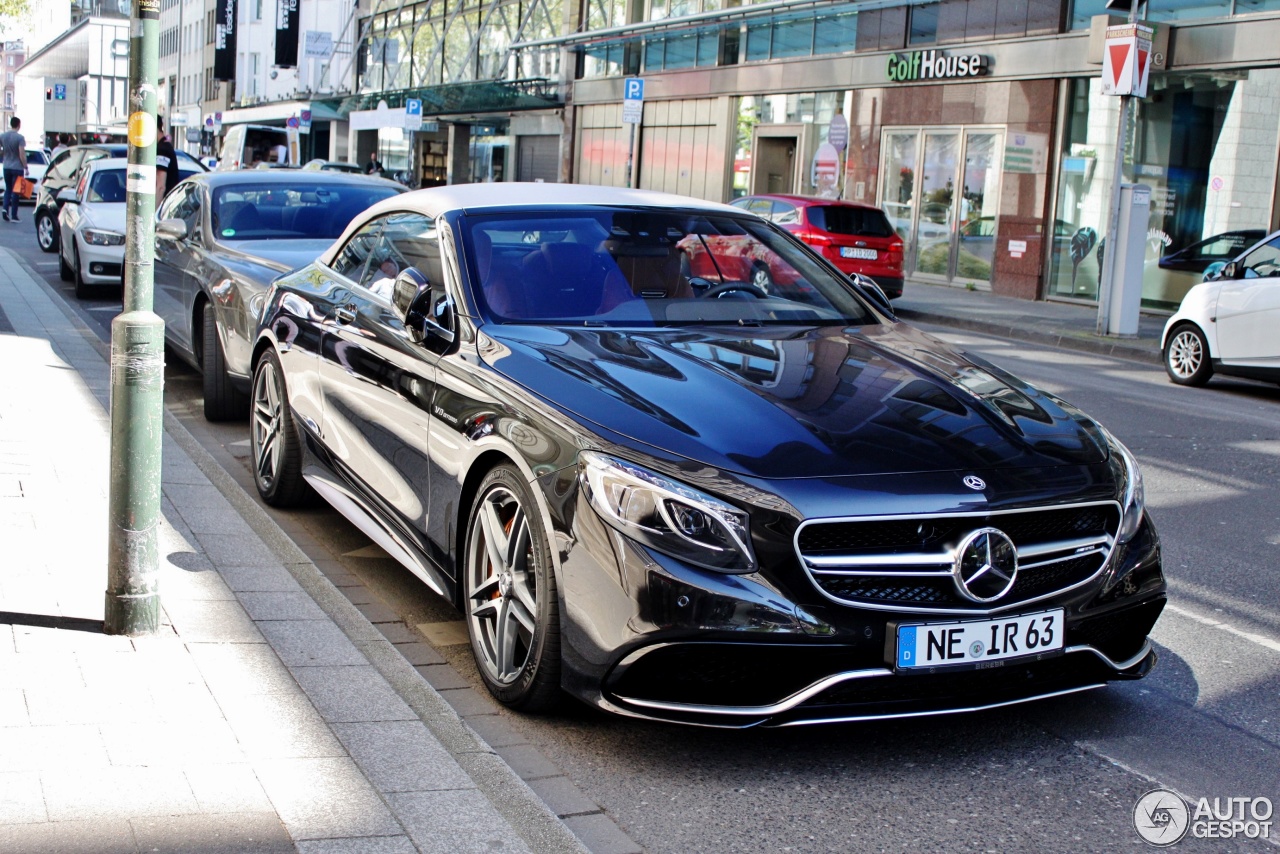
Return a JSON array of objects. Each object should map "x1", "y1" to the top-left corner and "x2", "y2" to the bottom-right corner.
[
  {"x1": 1241, "y1": 238, "x2": 1280, "y2": 278},
  {"x1": 771, "y1": 202, "x2": 799, "y2": 225},
  {"x1": 159, "y1": 184, "x2": 202, "y2": 238},
  {"x1": 47, "y1": 150, "x2": 83, "y2": 181},
  {"x1": 361, "y1": 212, "x2": 439, "y2": 302},
  {"x1": 329, "y1": 219, "x2": 382, "y2": 283}
]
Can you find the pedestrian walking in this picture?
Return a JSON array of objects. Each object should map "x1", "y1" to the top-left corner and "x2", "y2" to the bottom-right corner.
[
  {"x1": 50, "y1": 133, "x2": 69, "y2": 159},
  {"x1": 1, "y1": 117, "x2": 28, "y2": 223},
  {"x1": 155, "y1": 118, "x2": 181, "y2": 200}
]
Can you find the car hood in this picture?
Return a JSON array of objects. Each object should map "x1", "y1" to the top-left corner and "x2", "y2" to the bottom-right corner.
[
  {"x1": 80, "y1": 202, "x2": 126, "y2": 234},
  {"x1": 217, "y1": 239, "x2": 333, "y2": 279},
  {"x1": 482, "y1": 323, "x2": 1109, "y2": 479}
]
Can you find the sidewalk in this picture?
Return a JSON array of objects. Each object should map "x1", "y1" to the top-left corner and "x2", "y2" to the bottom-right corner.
[
  {"x1": 0, "y1": 254, "x2": 587, "y2": 853},
  {"x1": 893, "y1": 279, "x2": 1167, "y2": 365}
]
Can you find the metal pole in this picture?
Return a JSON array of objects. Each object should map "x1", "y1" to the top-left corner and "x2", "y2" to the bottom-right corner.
[
  {"x1": 625, "y1": 121, "x2": 636, "y2": 189},
  {"x1": 1096, "y1": 1, "x2": 1140, "y2": 336},
  {"x1": 105, "y1": 0, "x2": 166, "y2": 635}
]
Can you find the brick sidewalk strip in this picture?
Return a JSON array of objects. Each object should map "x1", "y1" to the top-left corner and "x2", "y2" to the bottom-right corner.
[{"x1": 0, "y1": 250, "x2": 590, "y2": 854}]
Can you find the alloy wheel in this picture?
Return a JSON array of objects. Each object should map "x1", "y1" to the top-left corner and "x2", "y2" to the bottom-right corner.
[
  {"x1": 1167, "y1": 329, "x2": 1204, "y2": 380},
  {"x1": 37, "y1": 213, "x2": 56, "y2": 252},
  {"x1": 466, "y1": 485, "x2": 539, "y2": 685},
  {"x1": 251, "y1": 357, "x2": 284, "y2": 491}
]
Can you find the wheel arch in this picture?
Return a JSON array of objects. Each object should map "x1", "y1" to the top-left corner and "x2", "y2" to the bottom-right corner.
[
  {"x1": 453, "y1": 447, "x2": 569, "y2": 612},
  {"x1": 192, "y1": 291, "x2": 211, "y2": 370}
]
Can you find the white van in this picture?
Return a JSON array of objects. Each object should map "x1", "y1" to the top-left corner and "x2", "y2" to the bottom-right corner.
[{"x1": 217, "y1": 124, "x2": 291, "y2": 170}]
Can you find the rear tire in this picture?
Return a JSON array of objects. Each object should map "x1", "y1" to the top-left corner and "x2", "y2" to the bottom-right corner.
[
  {"x1": 201, "y1": 301, "x2": 250, "y2": 421},
  {"x1": 249, "y1": 349, "x2": 310, "y2": 507},
  {"x1": 1164, "y1": 323, "x2": 1213, "y2": 386},
  {"x1": 463, "y1": 465, "x2": 562, "y2": 712}
]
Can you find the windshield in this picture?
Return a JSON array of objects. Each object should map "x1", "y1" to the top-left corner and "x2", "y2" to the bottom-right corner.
[
  {"x1": 211, "y1": 182, "x2": 401, "y2": 241},
  {"x1": 462, "y1": 208, "x2": 877, "y2": 327},
  {"x1": 26, "y1": 150, "x2": 47, "y2": 165},
  {"x1": 87, "y1": 169, "x2": 127, "y2": 203}
]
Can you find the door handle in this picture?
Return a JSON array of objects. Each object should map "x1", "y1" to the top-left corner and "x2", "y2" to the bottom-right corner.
[{"x1": 332, "y1": 304, "x2": 357, "y2": 324}]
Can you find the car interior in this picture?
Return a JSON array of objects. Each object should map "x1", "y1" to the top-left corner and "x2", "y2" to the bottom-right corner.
[{"x1": 466, "y1": 211, "x2": 874, "y2": 326}]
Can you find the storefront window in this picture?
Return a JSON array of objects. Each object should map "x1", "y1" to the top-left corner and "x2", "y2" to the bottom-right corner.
[
  {"x1": 909, "y1": 2, "x2": 940, "y2": 44},
  {"x1": 1072, "y1": 0, "x2": 1239, "y2": 28},
  {"x1": 743, "y1": 5, "x2": 857, "y2": 62},
  {"x1": 1048, "y1": 72, "x2": 1280, "y2": 310}
]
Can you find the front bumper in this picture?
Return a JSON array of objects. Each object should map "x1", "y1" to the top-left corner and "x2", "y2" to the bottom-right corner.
[
  {"x1": 554, "y1": 479, "x2": 1165, "y2": 727},
  {"x1": 76, "y1": 236, "x2": 125, "y2": 284}
]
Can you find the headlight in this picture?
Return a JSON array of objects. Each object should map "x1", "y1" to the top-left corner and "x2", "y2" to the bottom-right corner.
[
  {"x1": 581, "y1": 451, "x2": 756, "y2": 573},
  {"x1": 1106, "y1": 431, "x2": 1145, "y2": 543},
  {"x1": 82, "y1": 228, "x2": 125, "y2": 246}
]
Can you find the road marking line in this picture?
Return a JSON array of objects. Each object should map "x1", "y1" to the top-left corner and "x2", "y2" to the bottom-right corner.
[{"x1": 1165, "y1": 603, "x2": 1280, "y2": 654}]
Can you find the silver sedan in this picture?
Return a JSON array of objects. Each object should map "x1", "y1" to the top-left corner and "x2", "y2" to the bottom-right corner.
[{"x1": 153, "y1": 169, "x2": 402, "y2": 420}]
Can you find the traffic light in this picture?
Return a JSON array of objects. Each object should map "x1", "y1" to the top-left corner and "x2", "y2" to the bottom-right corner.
[{"x1": 45, "y1": 87, "x2": 52, "y2": 100}]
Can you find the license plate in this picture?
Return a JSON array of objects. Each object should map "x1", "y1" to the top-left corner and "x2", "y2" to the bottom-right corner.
[
  {"x1": 841, "y1": 247, "x2": 878, "y2": 260},
  {"x1": 896, "y1": 609, "x2": 1063, "y2": 670}
]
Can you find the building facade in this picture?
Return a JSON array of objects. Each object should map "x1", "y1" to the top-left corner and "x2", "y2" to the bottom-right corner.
[
  {"x1": 0, "y1": 41, "x2": 25, "y2": 130},
  {"x1": 552, "y1": 0, "x2": 1280, "y2": 307}
]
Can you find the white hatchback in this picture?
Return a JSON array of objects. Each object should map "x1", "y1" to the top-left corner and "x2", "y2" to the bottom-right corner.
[
  {"x1": 57, "y1": 157, "x2": 128, "y2": 298},
  {"x1": 1162, "y1": 230, "x2": 1280, "y2": 387}
]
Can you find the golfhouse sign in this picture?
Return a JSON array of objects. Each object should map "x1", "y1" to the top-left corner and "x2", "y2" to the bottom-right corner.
[{"x1": 886, "y1": 49, "x2": 988, "y2": 82}]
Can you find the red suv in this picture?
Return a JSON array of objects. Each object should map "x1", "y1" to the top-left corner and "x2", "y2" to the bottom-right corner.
[{"x1": 731, "y1": 194, "x2": 905, "y2": 298}]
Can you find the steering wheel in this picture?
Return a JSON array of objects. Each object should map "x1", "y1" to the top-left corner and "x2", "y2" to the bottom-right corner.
[{"x1": 699, "y1": 282, "x2": 768, "y2": 300}]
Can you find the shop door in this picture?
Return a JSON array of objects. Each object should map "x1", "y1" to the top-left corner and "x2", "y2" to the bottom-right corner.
[
  {"x1": 517, "y1": 135, "x2": 559, "y2": 183},
  {"x1": 879, "y1": 127, "x2": 1002, "y2": 286},
  {"x1": 753, "y1": 138, "x2": 796, "y2": 195}
]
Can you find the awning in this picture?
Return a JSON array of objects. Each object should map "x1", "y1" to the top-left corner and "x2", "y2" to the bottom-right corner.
[
  {"x1": 217, "y1": 99, "x2": 346, "y2": 126},
  {"x1": 17, "y1": 17, "x2": 128, "y2": 80}
]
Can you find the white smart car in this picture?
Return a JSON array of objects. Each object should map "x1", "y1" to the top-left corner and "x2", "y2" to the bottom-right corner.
[
  {"x1": 1162, "y1": 229, "x2": 1280, "y2": 387},
  {"x1": 57, "y1": 157, "x2": 128, "y2": 298}
]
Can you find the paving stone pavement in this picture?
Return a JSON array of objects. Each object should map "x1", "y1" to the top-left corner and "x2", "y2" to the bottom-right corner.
[{"x1": 0, "y1": 250, "x2": 589, "y2": 854}]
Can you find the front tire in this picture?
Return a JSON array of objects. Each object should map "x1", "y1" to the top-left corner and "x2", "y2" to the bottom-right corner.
[
  {"x1": 36, "y1": 210, "x2": 57, "y2": 253},
  {"x1": 463, "y1": 465, "x2": 562, "y2": 712},
  {"x1": 1164, "y1": 323, "x2": 1213, "y2": 386},
  {"x1": 201, "y1": 301, "x2": 250, "y2": 421},
  {"x1": 58, "y1": 250, "x2": 71, "y2": 282},
  {"x1": 249, "y1": 349, "x2": 310, "y2": 507},
  {"x1": 72, "y1": 242, "x2": 94, "y2": 300}
]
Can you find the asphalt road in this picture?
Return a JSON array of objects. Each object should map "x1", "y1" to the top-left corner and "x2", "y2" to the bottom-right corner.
[{"x1": 9, "y1": 217, "x2": 1278, "y2": 853}]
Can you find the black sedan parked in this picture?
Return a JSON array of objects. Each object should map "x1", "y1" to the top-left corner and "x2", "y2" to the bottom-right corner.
[
  {"x1": 35, "y1": 143, "x2": 204, "y2": 253},
  {"x1": 250, "y1": 184, "x2": 1165, "y2": 726},
  {"x1": 154, "y1": 169, "x2": 403, "y2": 420}
]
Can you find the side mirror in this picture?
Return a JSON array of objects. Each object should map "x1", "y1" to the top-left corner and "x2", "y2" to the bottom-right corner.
[
  {"x1": 56, "y1": 187, "x2": 78, "y2": 204},
  {"x1": 851, "y1": 273, "x2": 895, "y2": 319},
  {"x1": 392, "y1": 267, "x2": 455, "y2": 350},
  {"x1": 156, "y1": 218, "x2": 188, "y2": 240},
  {"x1": 1221, "y1": 261, "x2": 1241, "y2": 280}
]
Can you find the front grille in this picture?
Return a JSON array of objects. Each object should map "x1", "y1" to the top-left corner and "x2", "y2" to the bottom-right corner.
[
  {"x1": 797, "y1": 502, "x2": 1121, "y2": 612},
  {"x1": 607, "y1": 644, "x2": 866, "y2": 708}
]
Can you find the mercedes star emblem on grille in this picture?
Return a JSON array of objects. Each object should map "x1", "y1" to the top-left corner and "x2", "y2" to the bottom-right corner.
[
  {"x1": 963, "y1": 475, "x2": 986, "y2": 491},
  {"x1": 953, "y1": 527, "x2": 1018, "y2": 603}
]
